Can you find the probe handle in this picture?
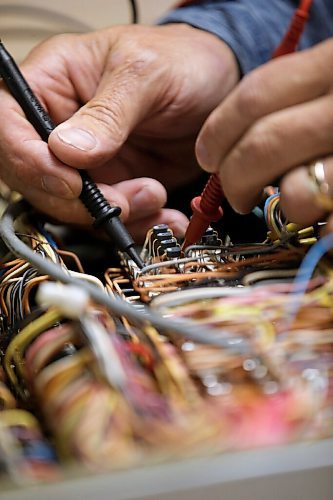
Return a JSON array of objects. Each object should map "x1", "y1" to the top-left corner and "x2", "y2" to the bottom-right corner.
[
  {"x1": 0, "y1": 41, "x2": 144, "y2": 268},
  {"x1": 0, "y1": 42, "x2": 54, "y2": 141}
]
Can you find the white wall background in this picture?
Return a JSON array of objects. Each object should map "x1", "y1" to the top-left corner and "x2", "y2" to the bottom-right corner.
[{"x1": 0, "y1": 0, "x2": 175, "y2": 60}]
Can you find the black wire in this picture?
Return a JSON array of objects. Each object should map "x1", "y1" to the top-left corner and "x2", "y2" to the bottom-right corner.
[
  {"x1": 0, "y1": 200, "x2": 249, "y2": 351},
  {"x1": 128, "y1": 0, "x2": 138, "y2": 23}
]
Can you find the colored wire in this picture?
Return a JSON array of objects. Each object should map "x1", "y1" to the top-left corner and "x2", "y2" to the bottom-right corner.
[
  {"x1": 0, "y1": 200, "x2": 247, "y2": 351},
  {"x1": 285, "y1": 232, "x2": 333, "y2": 326},
  {"x1": 128, "y1": 0, "x2": 138, "y2": 23},
  {"x1": 272, "y1": 0, "x2": 313, "y2": 58}
]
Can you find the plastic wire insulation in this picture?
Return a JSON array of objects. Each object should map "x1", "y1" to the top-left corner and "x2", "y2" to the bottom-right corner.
[
  {"x1": 183, "y1": 0, "x2": 313, "y2": 251},
  {"x1": 128, "y1": 0, "x2": 138, "y2": 23},
  {"x1": 0, "y1": 200, "x2": 248, "y2": 351},
  {"x1": 182, "y1": 173, "x2": 223, "y2": 250},
  {"x1": 284, "y1": 232, "x2": 333, "y2": 326},
  {"x1": 272, "y1": 0, "x2": 313, "y2": 58}
]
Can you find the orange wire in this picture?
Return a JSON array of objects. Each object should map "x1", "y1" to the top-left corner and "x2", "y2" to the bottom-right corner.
[
  {"x1": 22, "y1": 275, "x2": 50, "y2": 314},
  {"x1": 1, "y1": 260, "x2": 25, "y2": 279},
  {"x1": 0, "y1": 283, "x2": 9, "y2": 317},
  {"x1": 56, "y1": 250, "x2": 84, "y2": 274}
]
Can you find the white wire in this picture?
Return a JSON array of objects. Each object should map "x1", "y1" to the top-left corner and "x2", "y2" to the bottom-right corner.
[
  {"x1": 0, "y1": 200, "x2": 249, "y2": 351},
  {"x1": 151, "y1": 286, "x2": 248, "y2": 309}
]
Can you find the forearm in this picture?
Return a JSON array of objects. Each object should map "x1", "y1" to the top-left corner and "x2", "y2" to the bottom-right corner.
[{"x1": 159, "y1": 0, "x2": 333, "y2": 74}]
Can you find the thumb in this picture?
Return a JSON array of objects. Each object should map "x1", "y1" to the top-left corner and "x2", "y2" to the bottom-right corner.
[{"x1": 48, "y1": 64, "x2": 156, "y2": 168}]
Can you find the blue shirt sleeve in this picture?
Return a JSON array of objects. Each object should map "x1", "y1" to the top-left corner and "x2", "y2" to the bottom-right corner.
[{"x1": 158, "y1": 0, "x2": 333, "y2": 75}]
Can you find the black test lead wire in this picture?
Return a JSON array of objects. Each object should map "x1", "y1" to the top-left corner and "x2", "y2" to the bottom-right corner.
[
  {"x1": 0, "y1": 40, "x2": 144, "y2": 269},
  {"x1": 128, "y1": 0, "x2": 138, "y2": 23}
]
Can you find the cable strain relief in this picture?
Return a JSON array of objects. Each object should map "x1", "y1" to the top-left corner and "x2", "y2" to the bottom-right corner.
[
  {"x1": 79, "y1": 172, "x2": 122, "y2": 225},
  {"x1": 92, "y1": 207, "x2": 122, "y2": 229},
  {"x1": 191, "y1": 196, "x2": 223, "y2": 222}
]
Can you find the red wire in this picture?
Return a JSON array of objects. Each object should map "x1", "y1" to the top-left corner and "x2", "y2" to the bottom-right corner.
[
  {"x1": 272, "y1": 0, "x2": 313, "y2": 57},
  {"x1": 300, "y1": 0, "x2": 313, "y2": 11},
  {"x1": 182, "y1": 0, "x2": 314, "y2": 250},
  {"x1": 174, "y1": 0, "x2": 200, "y2": 5}
]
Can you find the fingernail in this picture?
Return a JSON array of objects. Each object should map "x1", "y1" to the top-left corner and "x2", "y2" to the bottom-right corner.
[
  {"x1": 42, "y1": 175, "x2": 74, "y2": 199},
  {"x1": 56, "y1": 126, "x2": 97, "y2": 151}
]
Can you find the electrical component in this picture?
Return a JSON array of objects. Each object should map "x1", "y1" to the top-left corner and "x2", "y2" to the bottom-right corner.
[
  {"x1": 0, "y1": 41, "x2": 144, "y2": 269},
  {"x1": 182, "y1": 0, "x2": 313, "y2": 250},
  {"x1": 0, "y1": 0, "x2": 330, "y2": 485},
  {"x1": 0, "y1": 195, "x2": 332, "y2": 483}
]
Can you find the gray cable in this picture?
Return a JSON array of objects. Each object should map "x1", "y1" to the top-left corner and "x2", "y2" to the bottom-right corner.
[{"x1": 0, "y1": 200, "x2": 249, "y2": 351}]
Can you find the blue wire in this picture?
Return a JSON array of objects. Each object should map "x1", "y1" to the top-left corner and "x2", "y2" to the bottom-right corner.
[
  {"x1": 264, "y1": 193, "x2": 280, "y2": 226},
  {"x1": 284, "y1": 232, "x2": 333, "y2": 327},
  {"x1": 36, "y1": 223, "x2": 58, "y2": 249}
]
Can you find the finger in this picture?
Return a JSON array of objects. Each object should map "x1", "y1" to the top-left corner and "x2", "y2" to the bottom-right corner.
[
  {"x1": 0, "y1": 91, "x2": 82, "y2": 199},
  {"x1": 22, "y1": 187, "x2": 89, "y2": 224},
  {"x1": 126, "y1": 209, "x2": 189, "y2": 242},
  {"x1": 217, "y1": 95, "x2": 333, "y2": 214},
  {"x1": 114, "y1": 177, "x2": 167, "y2": 222},
  {"x1": 48, "y1": 51, "x2": 163, "y2": 169},
  {"x1": 196, "y1": 40, "x2": 332, "y2": 172},
  {"x1": 23, "y1": 177, "x2": 168, "y2": 225},
  {"x1": 280, "y1": 158, "x2": 333, "y2": 226}
]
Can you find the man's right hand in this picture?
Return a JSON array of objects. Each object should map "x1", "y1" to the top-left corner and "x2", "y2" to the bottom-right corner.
[{"x1": 0, "y1": 24, "x2": 239, "y2": 240}]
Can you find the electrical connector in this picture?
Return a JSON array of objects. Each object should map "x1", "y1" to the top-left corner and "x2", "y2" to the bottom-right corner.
[{"x1": 36, "y1": 282, "x2": 89, "y2": 318}]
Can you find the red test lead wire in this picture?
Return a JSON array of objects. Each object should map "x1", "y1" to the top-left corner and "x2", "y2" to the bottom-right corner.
[
  {"x1": 182, "y1": 173, "x2": 223, "y2": 250},
  {"x1": 272, "y1": 0, "x2": 313, "y2": 58},
  {"x1": 182, "y1": 0, "x2": 313, "y2": 251},
  {"x1": 175, "y1": 0, "x2": 201, "y2": 5}
]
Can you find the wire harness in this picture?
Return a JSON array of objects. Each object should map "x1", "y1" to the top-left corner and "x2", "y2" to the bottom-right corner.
[{"x1": 0, "y1": 196, "x2": 332, "y2": 481}]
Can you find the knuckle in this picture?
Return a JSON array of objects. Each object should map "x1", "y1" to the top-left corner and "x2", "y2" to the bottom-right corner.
[
  {"x1": 110, "y1": 34, "x2": 160, "y2": 76},
  {"x1": 123, "y1": 49, "x2": 159, "y2": 75},
  {"x1": 240, "y1": 121, "x2": 277, "y2": 163},
  {"x1": 27, "y1": 34, "x2": 74, "y2": 61},
  {"x1": 3, "y1": 157, "x2": 32, "y2": 191},
  {"x1": 82, "y1": 97, "x2": 127, "y2": 143},
  {"x1": 236, "y1": 71, "x2": 266, "y2": 119},
  {"x1": 43, "y1": 33, "x2": 78, "y2": 50}
]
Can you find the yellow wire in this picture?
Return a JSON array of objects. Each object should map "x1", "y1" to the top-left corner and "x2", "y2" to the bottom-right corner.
[
  {"x1": 0, "y1": 409, "x2": 40, "y2": 429},
  {"x1": 4, "y1": 308, "x2": 62, "y2": 387}
]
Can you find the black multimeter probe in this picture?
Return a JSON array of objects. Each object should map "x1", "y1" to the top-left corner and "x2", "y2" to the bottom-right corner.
[{"x1": 0, "y1": 41, "x2": 144, "y2": 269}]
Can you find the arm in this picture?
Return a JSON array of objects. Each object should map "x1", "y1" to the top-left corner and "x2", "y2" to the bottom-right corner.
[{"x1": 160, "y1": 0, "x2": 333, "y2": 74}]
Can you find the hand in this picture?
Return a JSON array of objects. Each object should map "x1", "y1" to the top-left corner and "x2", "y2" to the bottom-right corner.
[
  {"x1": 0, "y1": 24, "x2": 238, "y2": 240},
  {"x1": 196, "y1": 38, "x2": 333, "y2": 232}
]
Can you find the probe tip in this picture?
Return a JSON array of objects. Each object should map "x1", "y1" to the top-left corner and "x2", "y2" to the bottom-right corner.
[{"x1": 126, "y1": 246, "x2": 144, "y2": 269}]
